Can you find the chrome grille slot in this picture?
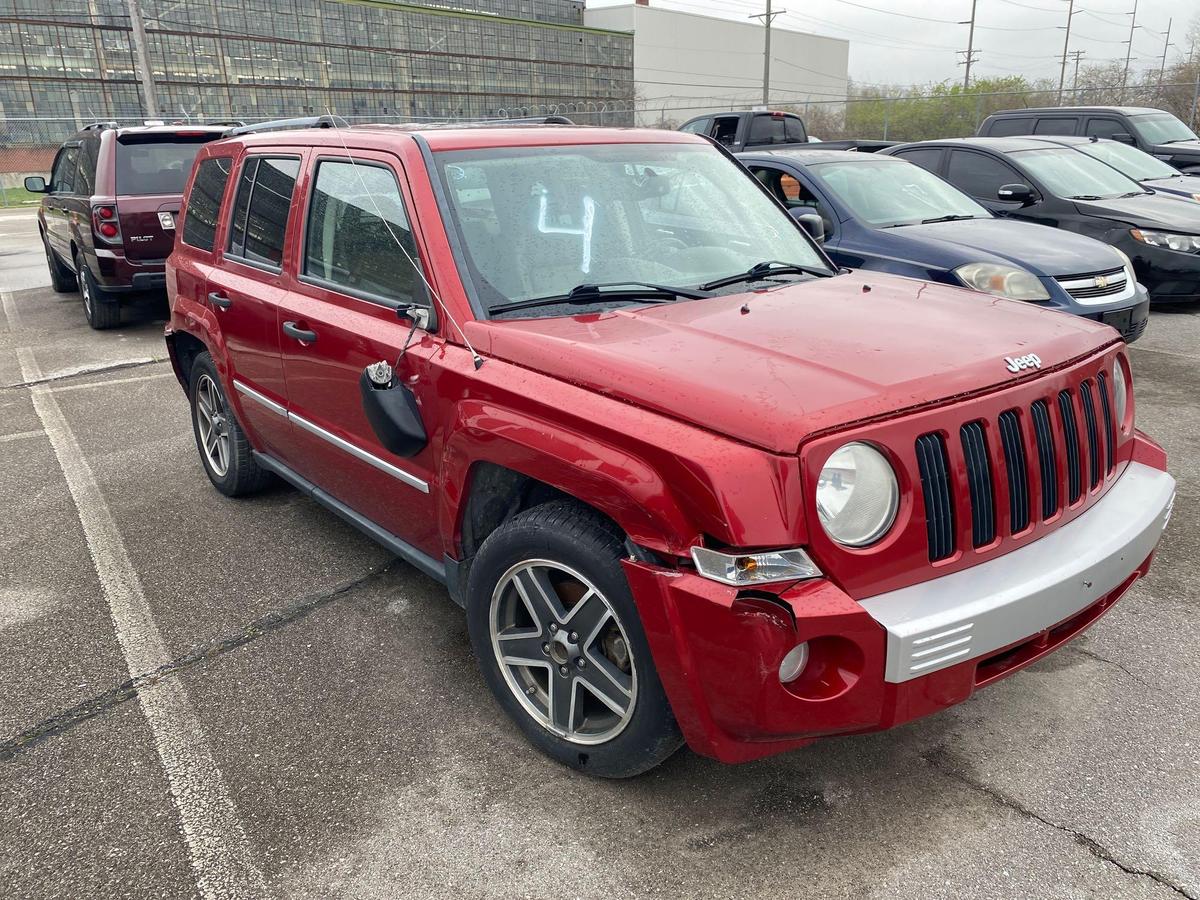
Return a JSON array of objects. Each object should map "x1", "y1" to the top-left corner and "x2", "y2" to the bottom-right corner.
[
  {"x1": 960, "y1": 421, "x2": 995, "y2": 547},
  {"x1": 916, "y1": 433, "x2": 955, "y2": 562},
  {"x1": 998, "y1": 410, "x2": 1029, "y2": 534}
]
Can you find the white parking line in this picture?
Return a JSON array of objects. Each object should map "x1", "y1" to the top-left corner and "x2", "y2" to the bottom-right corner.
[
  {"x1": 51, "y1": 371, "x2": 173, "y2": 394},
  {"x1": 0, "y1": 429, "x2": 44, "y2": 445},
  {"x1": 1, "y1": 291, "x2": 20, "y2": 333},
  {"x1": 16, "y1": 347, "x2": 268, "y2": 900}
]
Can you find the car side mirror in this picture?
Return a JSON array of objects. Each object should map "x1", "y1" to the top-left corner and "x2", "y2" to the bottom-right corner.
[
  {"x1": 1112, "y1": 132, "x2": 1135, "y2": 145},
  {"x1": 997, "y1": 183, "x2": 1035, "y2": 206},
  {"x1": 790, "y1": 208, "x2": 826, "y2": 242},
  {"x1": 24, "y1": 176, "x2": 47, "y2": 193}
]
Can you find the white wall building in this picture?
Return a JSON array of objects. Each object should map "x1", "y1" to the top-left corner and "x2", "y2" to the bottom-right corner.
[{"x1": 583, "y1": 1, "x2": 849, "y2": 128}]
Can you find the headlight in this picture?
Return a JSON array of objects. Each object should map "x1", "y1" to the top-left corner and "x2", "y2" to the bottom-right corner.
[
  {"x1": 690, "y1": 546, "x2": 821, "y2": 586},
  {"x1": 816, "y1": 442, "x2": 899, "y2": 547},
  {"x1": 1131, "y1": 229, "x2": 1200, "y2": 253},
  {"x1": 954, "y1": 263, "x2": 1051, "y2": 301},
  {"x1": 1111, "y1": 356, "x2": 1131, "y2": 432}
]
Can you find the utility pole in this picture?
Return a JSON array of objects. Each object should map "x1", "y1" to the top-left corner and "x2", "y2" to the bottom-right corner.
[
  {"x1": 1119, "y1": 0, "x2": 1138, "y2": 101},
  {"x1": 750, "y1": 0, "x2": 786, "y2": 106},
  {"x1": 959, "y1": 0, "x2": 978, "y2": 88},
  {"x1": 1157, "y1": 18, "x2": 1173, "y2": 90},
  {"x1": 1057, "y1": 0, "x2": 1076, "y2": 104},
  {"x1": 1069, "y1": 50, "x2": 1086, "y2": 96},
  {"x1": 125, "y1": 0, "x2": 159, "y2": 118}
]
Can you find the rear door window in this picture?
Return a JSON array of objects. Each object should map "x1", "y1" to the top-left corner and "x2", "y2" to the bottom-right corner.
[
  {"x1": 711, "y1": 116, "x2": 739, "y2": 146},
  {"x1": 115, "y1": 136, "x2": 217, "y2": 196},
  {"x1": 945, "y1": 150, "x2": 1024, "y2": 200},
  {"x1": 892, "y1": 147, "x2": 944, "y2": 173},
  {"x1": 1032, "y1": 117, "x2": 1079, "y2": 135},
  {"x1": 227, "y1": 156, "x2": 300, "y2": 269},
  {"x1": 181, "y1": 157, "x2": 233, "y2": 252},
  {"x1": 302, "y1": 159, "x2": 426, "y2": 307},
  {"x1": 986, "y1": 116, "x2": 1035, "y2": 137}
]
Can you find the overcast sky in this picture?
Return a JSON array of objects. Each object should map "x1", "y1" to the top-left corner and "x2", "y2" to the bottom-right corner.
[{"x1": 586, "y1": 0, "x2": 1193, "y2": 87}]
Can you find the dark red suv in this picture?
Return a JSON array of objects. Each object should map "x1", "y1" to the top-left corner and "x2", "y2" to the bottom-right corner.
[
  {"x1": 27, "y1": 123, "x2": 229, "y2": 329},
  {"x1": 166, "y1": 120, "x2": 1175, "y2": 777}
]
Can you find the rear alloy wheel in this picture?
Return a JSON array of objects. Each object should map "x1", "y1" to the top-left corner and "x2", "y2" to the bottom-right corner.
[
  {"x1": 43, "y1": 236, "x2": 77, "y2": 293},
  {"x1": 467, "y1": 501, "x2": 683, "y2": 777},
  {"x1": 189, "y1": 352, "x2": 271, "y2": 497},
  {"x1": 76, "y1": 252, "x2": 120, "y2": 330}
]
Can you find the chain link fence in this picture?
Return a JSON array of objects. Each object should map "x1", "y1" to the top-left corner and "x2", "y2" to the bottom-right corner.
[{"x1": 4, "y1": 81, "x2": 1199, "y2": 207}]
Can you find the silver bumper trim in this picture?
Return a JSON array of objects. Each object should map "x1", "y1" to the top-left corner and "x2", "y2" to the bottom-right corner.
[{"x1": 860, "y1": 461, "x2": 1175, "y2": 683}]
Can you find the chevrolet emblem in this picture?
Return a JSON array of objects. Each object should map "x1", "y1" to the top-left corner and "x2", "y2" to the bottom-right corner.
[{"x1": 1094, "y1": 274, "x2": 1108, "y2": 289}]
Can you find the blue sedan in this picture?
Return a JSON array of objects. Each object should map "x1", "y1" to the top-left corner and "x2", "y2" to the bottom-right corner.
[{"x1": 738, "y1": 149, "x2": 1151, "y2": 341}]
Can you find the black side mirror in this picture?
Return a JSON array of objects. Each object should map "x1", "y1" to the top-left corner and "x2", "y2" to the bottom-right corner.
[
  {"x1": 790, "y1": 208, "x2": 826, "y2": 242},
  {"x1": 997, "y1": 183, "x2": 1035, "y2": 206},
  {"x1": 1112, "y1": 132, "x2": 1135, "y2": 145},
  {"x1": 24, "y1": 176, "x2": 47, "y2": 193}
]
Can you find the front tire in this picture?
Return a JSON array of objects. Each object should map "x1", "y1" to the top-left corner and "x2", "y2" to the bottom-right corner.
[
  {"x1": 189, "y1": 352, "x2": 271, "y2": 497},
  {"x1": 467, "y1": 501, "x2": 683, "y2": 778},
  {"x1": 76, "y1": 252, "x2": 120, "y2": 330},
  {"x1": 44, "y1": 236, "x2": 77, "y2": 293}
]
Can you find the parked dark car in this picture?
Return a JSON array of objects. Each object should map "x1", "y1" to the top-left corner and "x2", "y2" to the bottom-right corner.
[
  {"x1": 977, "y1": 106, "x2": 1200, "y2": 173},
  {"x1": 1020, "y1": 135, "x2": 1200, "y2": 203},
  {"x1": 25, "y1": 122, "x2": 230, "y2": 329},
  {"x1": 885, "y1": 137, "x2": 1200, "y2": 304},
  {"x1": 739, "y1": 149, "x2": 1150, "y2": 341}
]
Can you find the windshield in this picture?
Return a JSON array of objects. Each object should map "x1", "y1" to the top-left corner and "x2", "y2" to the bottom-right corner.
[
  {"x1": 1013, "y1": 147, "x2": 1143, "y2": 199},
  {"x1": 1077, "y1": 139, "x2": 1179, "y2": 180},
  {"x1": 115, "y1": 136, "x2": 215, "y2": 196},
  {"x1": 434, "y1": 143, "x2": 829, "y2": 316},
  {"x1": 810, "y1": 158, "x2": 988, "y2": 227},
  {"x1": 1129, "y1": 113, "x2": 1197, "y2": 145}
]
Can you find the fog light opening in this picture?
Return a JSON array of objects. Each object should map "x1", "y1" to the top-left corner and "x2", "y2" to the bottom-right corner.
[{"x1": 778, "y1": 641, "x2": 810, "y2": 684}]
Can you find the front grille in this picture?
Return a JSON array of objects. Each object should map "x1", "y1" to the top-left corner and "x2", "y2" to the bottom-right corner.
[
  {"x1": 913, "y1": 364, "x2": 1122, "y2": 562},
  {"x1": 915, "y1": 433, "x2": 955, "y2": 561},
  {"x1": 997, "y1": 411, "x2": 1030, "y2": 534},
  {"x1": 1058, "y1": 390, "x2": 1083, "y2": 504},
  {"x1": 1080, "y1": 381, "x2": 1102, "y2": 488},
  {"x1": 960, "y1": 421, "x2": 995, "y2": 547},
  {"x1": 1056, "y1": 267, "x2": 1127, "y2": 300}
]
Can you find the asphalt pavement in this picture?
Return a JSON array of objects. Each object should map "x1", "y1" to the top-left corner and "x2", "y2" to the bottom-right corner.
[{"x1": 1, "y1": 207, "x2": 1197, "y2": 899}]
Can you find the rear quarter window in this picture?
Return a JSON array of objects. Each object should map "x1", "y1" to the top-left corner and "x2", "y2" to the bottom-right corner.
[{"x1": 181, "y1": 157, "x2": 233, "y2": 252}]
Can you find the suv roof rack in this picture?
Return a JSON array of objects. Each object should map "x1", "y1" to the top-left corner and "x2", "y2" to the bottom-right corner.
[
  {"x1": 82, "y1": 121, "x2": 118, "y2": 132},
  {"x1": 223, "y1": 114, "x2": 350, "y2": 137},
  {"x1": 204, "y1": 119, "x2": 246, "y2": 128}
]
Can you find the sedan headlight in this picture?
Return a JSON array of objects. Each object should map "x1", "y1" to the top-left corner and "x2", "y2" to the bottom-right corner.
[
  {"x1": 954, "y1": 263, "x2": 1051, "y2": 301},
  {"x1": 816, "y1": 442, "x2": 899, "y2": 547},
  {"x1": 690, "y1": 546, "x2": 820, "y2": 586},
  {"x1": 1131, "y1": 229, "x2": 1200, "y2": 253},
  {"x1": 1111, "y1": 355, "x2": 1131, "y2": 432}
]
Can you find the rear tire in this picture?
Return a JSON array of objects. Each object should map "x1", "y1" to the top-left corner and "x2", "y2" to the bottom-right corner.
[
  {"x1": 43, "y1": 236, "x2": 77, "y2": 293},
  {"x1": 466, "y1": 501, "x2": 683, "y2": 778},
  {"x1": 76, "y1": 252, "x2": 120, "y2": 330},
  {"x1": 189, "y1": 352, "x2": 271, "y2": 497}
]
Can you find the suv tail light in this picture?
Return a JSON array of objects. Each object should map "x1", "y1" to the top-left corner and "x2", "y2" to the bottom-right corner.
[{"x1": 93, "y1": 204, "x2": 121, "y2": 243}]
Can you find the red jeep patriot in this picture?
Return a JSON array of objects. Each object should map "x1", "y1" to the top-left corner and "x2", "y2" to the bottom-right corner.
[{"x1": 165, "y1": 120, "x2": 1175, "y2": 777}]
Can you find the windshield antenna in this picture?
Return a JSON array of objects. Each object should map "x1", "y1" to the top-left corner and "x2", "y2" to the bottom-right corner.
[{"x1": 325, "y1": 109, "x2": 485, "y2": 369}]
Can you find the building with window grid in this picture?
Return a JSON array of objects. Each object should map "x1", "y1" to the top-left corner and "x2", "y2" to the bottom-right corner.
[{"x1": 0, "y1": 0, "x2": 634, "y2": 143}]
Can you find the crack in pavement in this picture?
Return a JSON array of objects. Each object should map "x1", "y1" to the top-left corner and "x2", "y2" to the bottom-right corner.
[
  {"x1": 927, "y1": 752, "x2": 1196, "y2": 899},
  {"x1": 1071, "y1": 644, "x2": 1149, "y2": 687},
  {"x1": 0, "y1": 561, "x2": 396, "y2": 763},
  {"x1": 3, "y1": 356, "x2": 169, "y2": 391}
]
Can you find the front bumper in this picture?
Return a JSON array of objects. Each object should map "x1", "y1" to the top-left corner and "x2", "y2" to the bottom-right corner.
[{"x1": 625, "y1": 450, "x2": 1173, "y2": 764}]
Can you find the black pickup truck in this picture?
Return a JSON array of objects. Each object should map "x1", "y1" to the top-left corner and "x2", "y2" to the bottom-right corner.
[{"x1": 678, "y1": 109, "x2": 895, "y2": 154}]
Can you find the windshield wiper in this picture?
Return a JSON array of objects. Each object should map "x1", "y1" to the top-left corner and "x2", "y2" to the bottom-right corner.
[
  {"x1": 919, "y1": 214, "x2": 980, "y2": 224},
  {"x1": 699, "y1": 260, "x2": 834, "y2": 291},
  {"x1": 1069, "y1": 194, "x2": 1104, "y2": 200},
  {"x1": 1118, "y1": 190, "x2": 1149, "y2": 198},
  {"x1": 487, "y1": 281, "x2": 709, "y2": 315}
]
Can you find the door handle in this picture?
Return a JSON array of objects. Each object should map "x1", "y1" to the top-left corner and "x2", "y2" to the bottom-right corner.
[
  {"x1": 282, "y1": 320, "x2": 318, "y2": 343},
  {"x1": 207, "y1": 291, "x2": 232, "y2": 309}
]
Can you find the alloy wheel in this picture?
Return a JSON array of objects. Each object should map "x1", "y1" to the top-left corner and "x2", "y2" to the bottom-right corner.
[
  {"x1": 194, "y1": 373, "x2": 231, "y2": 477},
  {"x1": 489, "y1": 559, "x2": 637, "y2": 745},
  {"x1": 80, "y1": 269, "x2": 92, "y2": 317}
]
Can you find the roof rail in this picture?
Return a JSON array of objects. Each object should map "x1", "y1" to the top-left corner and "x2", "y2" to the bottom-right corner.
[
  {"x1": 223, "y1": 114, "x2": 350, "y2": 137},
  {"x1": 204, "y1": 119, "x2": 246, "y2": 128},
  {"x1": 82, "y1": 121, "x2": 118, "y2": 132}
]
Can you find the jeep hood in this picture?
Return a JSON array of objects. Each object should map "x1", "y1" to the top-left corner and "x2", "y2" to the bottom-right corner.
[{"x1": 476, "y1": 272, "x2": 1114, "y2": 453}]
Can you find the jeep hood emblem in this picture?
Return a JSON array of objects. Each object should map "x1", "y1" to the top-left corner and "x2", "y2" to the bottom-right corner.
[{"x1": 1005, "y1": 353, "x2": 1042, "y2": 374}]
